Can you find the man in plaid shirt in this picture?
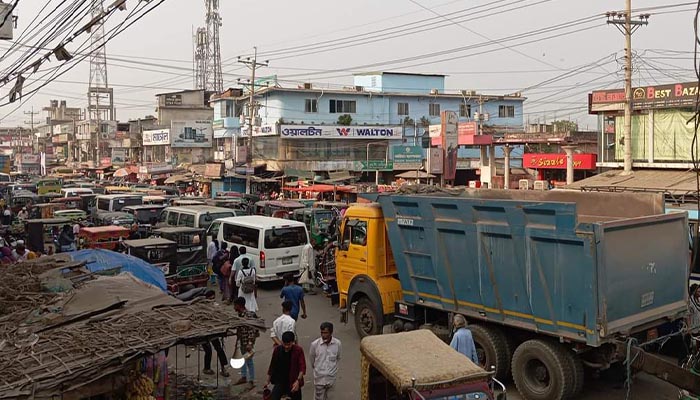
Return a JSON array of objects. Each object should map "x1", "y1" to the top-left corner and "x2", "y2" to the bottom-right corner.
[{"x1": 234, "y1": 296, "x2": 260, "y2": 388}]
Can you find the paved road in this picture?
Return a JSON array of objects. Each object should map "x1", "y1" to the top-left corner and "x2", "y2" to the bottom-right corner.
[{"x1": 170, "y1": 283, "x2": 683, "y2": 400}]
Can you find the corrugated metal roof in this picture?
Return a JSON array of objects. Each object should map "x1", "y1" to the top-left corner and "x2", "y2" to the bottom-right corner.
[{"x1": 567, "y1": 169, "x2": 700, "y2": 195}]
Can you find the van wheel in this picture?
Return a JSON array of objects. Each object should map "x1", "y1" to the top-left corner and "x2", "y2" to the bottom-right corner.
[
  {"x1": 354, "y1": 297, "x2": 382, "y2": 338},
  {"x1": 512, "y1": 340, "x2": 574, "y2": 400},
  {"x1": 469, "y1": 325, "x2": 510, "y2": 380}
]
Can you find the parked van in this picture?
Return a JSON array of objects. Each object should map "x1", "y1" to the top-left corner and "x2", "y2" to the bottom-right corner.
[
  {"x1": 211, "y1": 216, "x2": 309, "y2": 281},
  {"x1": 159, "y1": 205, "x2": 237, "y2": 230},
  {"x1": 96, "y1": 194, "x2": 143, "y2": 213},
  {"x1": 61, "y1": 188, "x2": 94, "y2": 198}
]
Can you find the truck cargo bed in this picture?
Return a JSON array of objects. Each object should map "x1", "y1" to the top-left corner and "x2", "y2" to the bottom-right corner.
[{"x1": 376, "y1": 189, "x2": 688, "y2": 346}]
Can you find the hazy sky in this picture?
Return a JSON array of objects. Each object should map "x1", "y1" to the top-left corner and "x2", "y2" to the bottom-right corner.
[{"x1": 0, "y1": 0, "x2": 695, "y2": 130}]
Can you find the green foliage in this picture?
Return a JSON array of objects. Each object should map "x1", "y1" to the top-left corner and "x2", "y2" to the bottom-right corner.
[
  {"x1": 337, "y1": 114, "x2": 353, "y2": 126},
  {"x1": 553, "y1": 120, "x2": 578, "y2": 132}
]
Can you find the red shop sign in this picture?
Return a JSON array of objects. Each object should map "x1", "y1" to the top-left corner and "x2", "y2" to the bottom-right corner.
[{"x1": 523, "y1": 153, "x2": 597, "y2": 170}]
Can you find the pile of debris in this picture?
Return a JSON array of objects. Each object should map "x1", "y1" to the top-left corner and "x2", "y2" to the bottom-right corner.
[{"x1": 0, "y1": 254, "x2": 264, "y2": 400}]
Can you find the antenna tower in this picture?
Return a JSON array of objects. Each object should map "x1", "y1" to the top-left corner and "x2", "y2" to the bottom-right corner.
[
  {"x1": 194, "y1": 28, "x2": 207, "y2": 90},
  {"x1": 205, "y1": 0, "x2": 223, "y2": 92},
  {"x1": 87, "y1": 0, "x2": 114, "y2": 162}
]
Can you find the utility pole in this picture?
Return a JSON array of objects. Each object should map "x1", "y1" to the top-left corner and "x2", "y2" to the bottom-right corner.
[
  {"x1": 607, "y1": 2, "x2": 649, "y2": 175},
  {"x1": 238, "y1": 47, "x2": 268, "y2": 194},
  {"x1": 24, "y1": 107, "x2": 39, "y2": 152}
]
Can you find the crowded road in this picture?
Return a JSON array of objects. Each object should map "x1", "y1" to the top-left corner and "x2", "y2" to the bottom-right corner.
[{"x1": 168, "y1": 282, "x2": 682, "y2": 400}]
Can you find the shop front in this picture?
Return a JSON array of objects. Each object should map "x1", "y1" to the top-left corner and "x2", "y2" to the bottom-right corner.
[{"x1": 523, "y1": 153, "x2": 597, "y2": 184}]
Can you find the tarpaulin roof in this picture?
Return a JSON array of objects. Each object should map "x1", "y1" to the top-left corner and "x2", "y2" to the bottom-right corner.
[
  {"x1": 69, "y1": 249, "x2": 167, "y2": 291},
  {"x1": 285, "y1": 184, "x2": 355, "y2": 193}
]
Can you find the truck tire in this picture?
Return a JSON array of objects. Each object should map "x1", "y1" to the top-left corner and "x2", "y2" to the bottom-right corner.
[
  {"x1": 354, "y1": 297, "x2": 382, "y2": 337},
  {"x1": 469, "y1": 325, "x2": 511, "y2": 380},
  {"x1": 551, "y1": 343, "x2": 585, "y2": 397},
  {"x1": 512, "y1": 340, "x2": 574, "y2": 400}
]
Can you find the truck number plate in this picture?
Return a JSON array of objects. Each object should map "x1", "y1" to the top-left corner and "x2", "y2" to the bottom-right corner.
[
  {"x1": 397, "y1": 218, "x2": 414, "y2": 226},
  {"x1": 641, "y1": 291, "x2": 654, "y2": 308}
]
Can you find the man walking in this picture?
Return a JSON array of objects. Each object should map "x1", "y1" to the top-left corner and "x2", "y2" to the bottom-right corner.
[
  {"x1": 233, "y1": 296, "x2": 259, "y2": 388},
  {"x1": 298, "y1": 241, "x2": 315, "y2": 293},
  {"x1": 450, "y1": 314, "x2": 479, "y2": 364},
  {"x1": 309, "y1": 322, "x2": 342, "y2": 400},
  {"x1": 271, "y1": 300, "x2": 296, "y2": 346},
  {"x1": 280, "y1": 273, "x2": 307, "y2": 320},
  {"x1": 266, "y1": 331, "x2": 306, "y2": 400},
  {"x1": 212, "y1": 242, "x2": 229, "y2": 301}
]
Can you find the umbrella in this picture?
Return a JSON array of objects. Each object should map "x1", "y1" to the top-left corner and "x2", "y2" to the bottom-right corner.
[
  {"x1": 395, "y1": 170, "x2": 436, "y2": 179},
  {"x1": 113, "y1": 168, "x2": 130, "y2": 178}
]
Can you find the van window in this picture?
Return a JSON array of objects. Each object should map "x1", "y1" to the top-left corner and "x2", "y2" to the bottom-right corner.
[
  {"x1": 97, "y1": 198, "x2": 110, "y2": 211},
  {"x1": 167, "y1": 211, "x2": 179, "y2": 226},
  {"x1": 264, "y1": 226, "x2": 307, "y2": 249},
  {"x1": 179, "y1": 213, "x2": 195, "y2": 227},
  {"x1": 208, "y1": 220, "x2": 221, "y2": 238},
  {"x1": 223, "y1": 223, "x2": 260, "y2": 248},
  {"x1": 114, "y1": 197, "x2": 142, "y2": 211},
  {"x1": 199, "y1": 212, "x2": 234, "y2": 229}
]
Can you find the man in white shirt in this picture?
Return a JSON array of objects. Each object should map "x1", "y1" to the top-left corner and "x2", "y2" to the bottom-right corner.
[
  {"x1": 309, "y1": 321, "x2": 342, "y2": 400},
  {"x1": 271, "y1": 300, "x2": 296, "y2": 346},
  {"x1": 298, "y1": 242, "x2": 315, "y2": 293}
]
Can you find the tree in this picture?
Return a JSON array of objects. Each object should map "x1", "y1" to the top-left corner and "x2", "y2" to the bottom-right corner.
[
  {"x1": 337, "y1": 114, "x2": 353, "y2": 126},
  {"x1": 419, "y1": 116, "x2": 431, "y2": 128},
  {"x1": 553, "y1": 120, "x2": 578, "y2": 133},
  {"x1": 402, "y1": 116, "x2": 415, "y2": 126}
]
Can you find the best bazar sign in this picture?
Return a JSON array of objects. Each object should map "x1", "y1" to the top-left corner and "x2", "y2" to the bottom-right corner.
[
  {"x1": 280, "y1": 125, "x2": 402, "y2": 139},
  {"x1": 591, "y1": 81, "x2": 700, "y2": 111},
  {"x1": 523, "y1": 153, "x2": 597, "y2": 170}
]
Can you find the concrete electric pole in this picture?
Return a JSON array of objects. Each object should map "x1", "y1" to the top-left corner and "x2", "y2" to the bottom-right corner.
[
  {"x1": 607, "y1": 1, "x2": 649, "y2": 175},
  {"x1": 24, "y1": 107, "x2": 39, "y2": 152},
  {"x1": 238, "y1": 47, "x2": 268, "y2": 194}
]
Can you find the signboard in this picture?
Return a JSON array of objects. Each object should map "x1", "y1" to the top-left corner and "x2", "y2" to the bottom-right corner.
[
  {"x1": 100, "y1": 157, "x2": 112, "y2": 167},
  {"x1": 441, "y1": 111, "x2": 459, "y2": 180},
  {"x1": 280, "y1": 125, "x2": 402, "y2": 139},
  {"x1": 139, "y1": 163, "x2": 171, "y2": 174},
  {"x1": 458, "y1": 121, "x2": 478, "y2": 136},
  {"x1": 392, "y1": 145, "x2": 423, "y2": 170},
  {"x1": 591, "y1": 81, "x2": 700, "y2": 111},
  {"x1": 111, "y1": 148, "x2": 126, "y2": 164},
  {"x1": 360, "y1": 160, "x2": 394, "y2": 171},
  {"x1": 427, "y1": 148, "x2": 443, "y2": 174},
  {"x1": 242, "y1": 124, "x2": 277, "y2": 137},
  {"x1": 428, "y1": 125, "x2": 442, "y2": 138},
  {"x1": 523, "y1": 153, "x2": 597, "y2": 170},
  {"x1": 205, "y1": 163, "x2": 223, "y2": 177},
  {"x1": 171, "y1": 120, "x2": 213, "y2": 148},
  {"x1": 164, "y1": 94, "x2": 182, "y2": 106},
  {"x1": 20, "y1": 154, "x2": 40, "y2": 164},
  {"x1": 143, "y1": 129, "x2": 170, "y2": 146}
]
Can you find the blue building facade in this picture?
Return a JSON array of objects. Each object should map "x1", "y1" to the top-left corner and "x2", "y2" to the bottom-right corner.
[{"x1": 211, "y1": 72, "x2": 525, "y2": 182}]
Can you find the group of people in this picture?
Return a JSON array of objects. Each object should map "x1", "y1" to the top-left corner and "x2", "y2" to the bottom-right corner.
[{"x1": 207, "y1": 239, "x2": 259, "y2": 311}]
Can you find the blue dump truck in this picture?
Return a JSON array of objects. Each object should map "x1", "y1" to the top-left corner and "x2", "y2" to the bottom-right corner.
[{"x1": 336, "y1": 187, "x2": 700, "y2": 400}]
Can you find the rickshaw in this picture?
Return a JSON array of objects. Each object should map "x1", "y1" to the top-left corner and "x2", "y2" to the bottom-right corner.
[
  {"x1": 254, "y1": 200, "x2": 305, "y2": 218},
  {"x1": 25, "y1": 217, "x2": 73, "y2": 255},
  {"x1": 122, "y1": 237, "x2": 178, "y2": 274},
  {"x1": 30, "y1": 203, "x2": 66, "y2": 219},
  {"x1": 9, "y1": 191, "x2": 38, "y2": 214},
  {"x1": 54, "y1": 209, "x2": 88, "y2": 222},
  {"x1": 78, "y1": 226, "x2": 130, "y2": 250},
  {"x1": 151, "y1": 226, "x2": 206, "y2": 267}
]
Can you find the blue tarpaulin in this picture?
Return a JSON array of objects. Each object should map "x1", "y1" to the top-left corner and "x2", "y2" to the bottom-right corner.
[{"x1": 69, "y1": 249, "x2": 167, "y2": 292}]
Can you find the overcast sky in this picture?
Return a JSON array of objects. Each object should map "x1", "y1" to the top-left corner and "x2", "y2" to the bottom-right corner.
[{"x1": 0, "y1": 0, "x2": 695, "y2": 130}]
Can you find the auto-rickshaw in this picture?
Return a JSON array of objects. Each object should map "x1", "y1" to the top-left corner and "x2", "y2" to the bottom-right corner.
[
  {"x1": 122, "y1": 237, "x2": 178, "y2": 274},
  {"x1": 35, "y1": 179, "x2": 61, "y2": 195},
  {"x1": 292, "y1": 207, "x2": 336, "y2": 247},
  {"x1": 54, "y1": 209, "x2": 88, "y2": 222},
  {"x1": 78, "y1": 226, "x2": 130, "y2": 250},
  {"x1": 25, "y1": 218, "x2": 73, "y2": 255},
  {"x1": 51, "y1": 196, "x2": 82, "y2": 210},
  {"x1": 151, "y1": 226, "x2": 206, "y2": 267},
  {"x1": 94, "y1": 211, "x2": 135, "y2": 228},
  {"x1": 254, "y1": 200, "x2": 305, "y2": 218},
  {"x1": 30, "y1": 203, "x2": 66, "y2": 219},
  {"x1": 9, "y1": 190, "x2": 38, "y2": 214},
  {"x1": 37, "y1": 192, "x2": 62, "y2": 204},
  {"x1": 122, "y1": 204, "x2": 166, "y2": 237}
]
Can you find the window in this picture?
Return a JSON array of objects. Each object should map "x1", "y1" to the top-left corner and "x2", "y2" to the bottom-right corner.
[
  {"x1": 397, "y1": 102, "x2": 409, "y2": 116},
  {"x1": 340, "y1": 219, "x2": 368, "y2": 249},
  {"x1": 499, "y1": 105, "x2": 515, "y2": 118},
  {"x1": 179, "y1": 213, "x2": 195, "y2": 227},
  {"x1": 208, "y1": 221, "x2": 221, "y2": 238},
  {"x1": 223, "y1": 223, "x2": 260, "y2": 248},
  {"x1": 429, "y1": 103, "x2": 440, "y2": 116},
  {"x1": 305, "y1": 99, "x2": 318, "y2": 113},
  {"x1": 199, "y1": 212, "x2": 234, "y2": 229},
  {"x1": 225, "y1": 101, "x2": 234, "y2": 117},
  {"x1": 264, "y1": 226, "x2": 308, "y2": 249},
  {"x1": 329, "y1": 99, "x2": 357, "y2": 114},
  {"x1": 460, "y1": 103, "x2": 471, "y2": 118},
  {"x1": 97, "y1": 198, "x2": 110, "y2": 212},
  {"x1": 166, "y1": 212, "x2": 179, "y2": 226}
]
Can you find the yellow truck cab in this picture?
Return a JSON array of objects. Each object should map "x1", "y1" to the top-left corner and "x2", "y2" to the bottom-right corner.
[{"x1": 337, "y1": 203, "x2": 402, "y2": 336}]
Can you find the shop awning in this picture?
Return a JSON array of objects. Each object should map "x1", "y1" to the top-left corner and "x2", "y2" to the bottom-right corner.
[
  {"x1": 164, "y1": 174, "x2": 191, "y2": 184},
  {"x1": 284, "y1": 168, "x2": 315, "y2": 179},
  {"x1": 396, "y1": 170, "x2": 436, "y2": 179}
]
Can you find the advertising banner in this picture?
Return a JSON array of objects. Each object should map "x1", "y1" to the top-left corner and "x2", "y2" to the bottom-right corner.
[
  {"x1": 20, "y1": 154, "x2": 40, "y2": 164},
  {"x1": 171, "y1": 120, "x2": 213, "y2": 148},
  {"x1": 241, "y1": 124, "x2": 276, "y2": 137},
  {"x1": 280, "y1": 125, "x2": 402, "y2": 139},
  {"x1": 143, "y1": 129, "x2": 170, "y2": 146},
  {"x1": 441, "y1": 111, "x2": 458, "y2": 180},
  {"x1": 392, "y1": 145, "x2": 423, "y2": 170},
  {"x1": 111, "y1": 148, "x2": 126, "y2": 164},
  {"x1": 523, "y1": 153, "x2": 597, "y2": 170},
  {"x1": 427, "y1": 148, "x2": 444, "y2": 175},
  {"x1": 591, "y1": 81, "x2": 700, "y2": 111}
]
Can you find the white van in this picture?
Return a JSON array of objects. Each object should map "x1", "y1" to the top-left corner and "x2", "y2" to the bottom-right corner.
[
  {"x1": 211, "y1": 216, "x2": 310, "y2": 282},
  {"x1": 159, "y1": 205, "x2": 237, "y2": 230},
  {"x1": 61, "y1": 188, "x2": 94, "y2": 197},
  {"x1": 96, "y1": 194, "x2": 143, "y2": 212}
]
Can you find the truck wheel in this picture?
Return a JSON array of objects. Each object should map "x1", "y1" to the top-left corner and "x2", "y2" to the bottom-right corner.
[
  {"x1": 354, "y1": 297, "x2": 382, "y2": 337},
  {"x1": 568, "y1": 352, "x2": 585, "y2": 396},
  {"x1": 512, "y1": 340, "x2": 574, "y2": 400},
  {"x1": 469, "y1": 325, "x2": 511, "y2": 380},
  {"x1": 391, "y1": 319, "x2": 405, "y2": 333}
]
